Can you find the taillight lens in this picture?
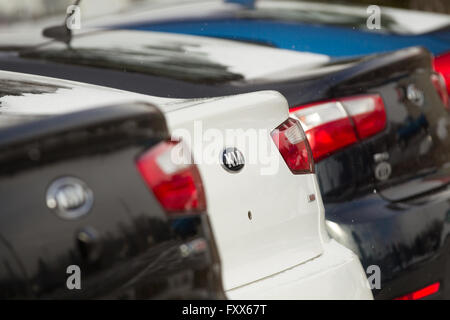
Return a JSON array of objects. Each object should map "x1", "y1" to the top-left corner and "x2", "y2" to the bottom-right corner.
[
  {"x1": 340, "y1": 95, "x2": 386, "y2": 139},
  {"x1": 290, "y1": 94, "x2": 386, "y2": 162},
  {"x1": 431, "y1": 72, "x2": 450, "y2": 110},
  {"x1": 394, "y1": 282, "x2": 440, "y2": 300},
  {"x1": 271, "y1": 117, "x2": 314, "y2": 174},
  {"x1": 434, "y1": 52, "x2": 450, "y2": 95},
  {"x1": 136, "y1": 140, "x2": 206, "y2": 215}
]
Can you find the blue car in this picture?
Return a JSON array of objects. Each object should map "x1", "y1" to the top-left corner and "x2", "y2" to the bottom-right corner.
[{"x1": 104, "y1": 0, "x2": 450, "y2": 92}]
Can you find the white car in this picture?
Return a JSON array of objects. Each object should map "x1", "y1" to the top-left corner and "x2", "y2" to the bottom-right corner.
[{"x1": 0, "y1": 70, "x2": 373, "y2": 299}]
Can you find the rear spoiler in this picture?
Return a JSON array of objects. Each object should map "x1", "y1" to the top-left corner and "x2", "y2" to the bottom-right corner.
[
  {"x1": 287, "y1": 46, "x2": 433, "y2": 107},
  {"x1": 329, "y1": 46, "x2": 432, "y2": 85}
]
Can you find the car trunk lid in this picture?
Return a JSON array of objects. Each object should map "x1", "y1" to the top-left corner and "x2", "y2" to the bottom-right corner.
[{"x1": 163, "y1": 91, "x2": 325, "y2": 290}]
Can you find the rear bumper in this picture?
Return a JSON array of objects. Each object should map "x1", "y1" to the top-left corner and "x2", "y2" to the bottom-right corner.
[
  {"x1": 225, "y1": 240, "x2": 373, "y2": 300},
  {"x1": 0, "y1": 213, "x2": 225, "y2": 299},
  {"x1": 325, "y1": 188, "x2": 450, "y2": 300}
]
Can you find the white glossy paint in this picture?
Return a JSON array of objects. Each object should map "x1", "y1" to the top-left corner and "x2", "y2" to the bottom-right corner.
[
  {"x1": 0, "y1": 70, "x2": 372, "y2": 299},
  {"x1": 227, "y1": 239, "x2": 373, "y2": 300},
  {"x1": 165, "y1": 91, "x2": 325, "y2": 290}
]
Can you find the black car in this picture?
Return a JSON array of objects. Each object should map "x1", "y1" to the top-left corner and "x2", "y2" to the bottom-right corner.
[
  {"x1": 1, "y1": 28, "x2": 449, "y2": 300},
  {"x1": 0, "y1": 78, "x2": 224, "y2": 299}
]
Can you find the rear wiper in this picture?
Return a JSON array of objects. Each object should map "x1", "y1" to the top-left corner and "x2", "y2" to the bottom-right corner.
[{"x1": 42, "y1": 0, "x2": 82, "y2": 48}]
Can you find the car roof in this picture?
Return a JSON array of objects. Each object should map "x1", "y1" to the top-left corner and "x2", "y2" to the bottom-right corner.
[
  {"x1": 104, "y1": 0, "x2": 450, "y2": 57},
  {"x1": 89, "y1": 0, "x2": 450, "y2": 35},
  {"x1": 0, "y1": 70, "x2": 165, "y2": 118},
  {"x1": 10, "y1": 29, "x2": 330, "y2": 83},
  {"x1": 0, "y1": 69, "x2": 250, "y2": 121}
]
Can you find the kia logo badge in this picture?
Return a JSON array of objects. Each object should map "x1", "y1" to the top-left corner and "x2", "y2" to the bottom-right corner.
[
  {"x1": 221, "y1": 147, "x2": 245, "y2": 173},
  {"x1": 406, "y1": 84, "x2": 424, "y2": 106},
  {"x1": 46, "y1": 177, "x2": 93, "y2": 219}
]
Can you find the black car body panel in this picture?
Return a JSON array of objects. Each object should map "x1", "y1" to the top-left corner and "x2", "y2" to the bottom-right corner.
[
  {"x1": 0, "y1": 101, "x2": 224, "y2": 299},
  {"x1": 1, "y1": 30, "x2": 449, "y2": 299},
  {"x1": 326, "y1": 188, "x2": 450, "y2": 299}
]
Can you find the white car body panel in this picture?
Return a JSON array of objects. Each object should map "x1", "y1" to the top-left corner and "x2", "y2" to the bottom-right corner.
[
  {"x1": 227, "y1": 240, "x2": 373, "y2": 300},
  {"x1": 0, "y1": 70, "x2": 372, "y2": 299},
  {"x1": 164, "y1": 91, "x2": 325, "y2": 290}
]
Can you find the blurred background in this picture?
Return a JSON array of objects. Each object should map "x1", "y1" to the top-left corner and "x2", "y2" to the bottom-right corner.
[{"x1": 0, "y1": 0, "x2": 448, "y2": 25}]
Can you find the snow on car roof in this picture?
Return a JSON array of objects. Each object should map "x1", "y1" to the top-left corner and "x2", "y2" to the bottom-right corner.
[
  {"x1": 0, "y1": 71, "x2": 165, "y2": 116},
  {"x1": 17, "y1": 29, "x2": 330, "y2": 83},
  {"x1": 0, "y1": 70, "x2": 228, "y2": 119}
]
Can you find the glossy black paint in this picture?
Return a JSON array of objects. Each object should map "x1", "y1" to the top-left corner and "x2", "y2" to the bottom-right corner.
[
  {"x1": 298, "y1": 47, "x2": 450, "y2": 299},
  {"x1": 1, "y1": 36, "x2": 449, "y2": 299},
  {"x1": 325, "y1": 188, "x2": 450, "y2": 299},
  {"x1": 0, "y1": 102, "x2": 224, "y2": 299}
]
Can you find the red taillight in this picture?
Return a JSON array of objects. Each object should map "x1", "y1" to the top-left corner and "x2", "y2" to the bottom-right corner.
[
  {"x1": 340, "y1": 95, "x2": 387, "y2": 139},
  {"x1": 431, "y1": 72, "x2": 450, "y2": 110},
  {"x1": 136, "y1": 140, "x2": 206, "y2": 215},
  {"x1": 394, "y1": 282, "x2": 440, "y2": 300},
  {"x1": 434, "y1": 52, "x2": 450, "y2": 95},
  {"x1": 271, "y1": 117, "x2": 314, "y2": 174},
  {"x1": 290, "y1": 94, "x2": 386, "y2": 162}
]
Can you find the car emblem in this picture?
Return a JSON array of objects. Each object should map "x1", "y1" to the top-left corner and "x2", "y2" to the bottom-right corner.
[
  {"x1": 221, "y1": 147, "x2": 245, "y2": 173},
  {"x1": 406, "y1": 84, "x2": 424, "y2": 106},
  {"x1": 374, "y1": 161, "x2": 392, "y2": 181},
  {"x1": 46, "y1": 177, "x2": 93, "y2": 219}
]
